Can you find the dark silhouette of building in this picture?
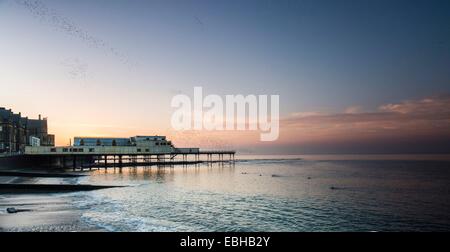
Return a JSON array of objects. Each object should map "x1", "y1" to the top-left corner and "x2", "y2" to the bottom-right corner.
[{"x1": 0, "y1": 107, "x2": 55, "y2": 153}]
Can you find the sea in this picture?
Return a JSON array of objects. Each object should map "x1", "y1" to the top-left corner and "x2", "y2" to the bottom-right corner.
[{"x1": 66, "y1": 154, "x2": 450, "y2": 231}]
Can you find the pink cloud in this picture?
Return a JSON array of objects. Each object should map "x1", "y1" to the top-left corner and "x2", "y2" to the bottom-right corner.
[
  {"x1": 280, "y1": 95, "x2": 450, "y2": 144},
  {"x1": 167, "y1": 95, "x2": 450, "y2": 153}
]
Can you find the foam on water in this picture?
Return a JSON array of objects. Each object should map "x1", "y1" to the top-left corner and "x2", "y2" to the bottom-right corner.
[{"x1": 70, "y1": 156, "x2": 450, "y2": 231}]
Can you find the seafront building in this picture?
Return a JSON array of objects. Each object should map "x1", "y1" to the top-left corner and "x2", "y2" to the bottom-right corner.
[
  {"x1": 73, "y1": 136, "x2": 171, "y2": 148},
  {"x1": 66, "y1": 136, "x2": 178, "y2": 155},
  {"x1": 0, "y1": 107, "x2": 55, "y2": 153}
]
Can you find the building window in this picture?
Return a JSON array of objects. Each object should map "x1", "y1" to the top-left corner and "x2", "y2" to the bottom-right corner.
[
  {"x1": 73, "y1": 149, "x2": 78, "y2": 152},
  {"x1": 145, "y1": 149, "x2": 149, "y2": 152},
  {"x1": 89, "y1": 148, "x2": 95, "y2": 152},
  {"x1": 156, "y1": 143, "x2": 159, "y2": 146},
  {"x1": 50, "y1": 148, "x2": 56, "y2": 152},
  {"x1": 137, "y1": 148, "x2": 141, "y2": 152},
  {"x1": 78, "y1": 148, "x2": 84, "y2": 152},
  {"x1": 63, "y1": 148, "x2": 68, "y2": 152}
]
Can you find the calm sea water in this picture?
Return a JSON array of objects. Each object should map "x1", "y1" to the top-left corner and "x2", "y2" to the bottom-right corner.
[{"x1": 71, "y1": 155, "x2": 450, "y2": 231}]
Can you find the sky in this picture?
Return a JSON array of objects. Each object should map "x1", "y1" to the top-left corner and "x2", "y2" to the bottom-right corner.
[{"x1": 1, "y1": 0, "x2": 449, "y2": 154}]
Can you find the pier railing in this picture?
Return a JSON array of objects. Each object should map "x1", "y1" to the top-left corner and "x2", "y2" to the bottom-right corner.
[{"x1": 199, "y1": 150, "x2": 236, "y2": 154}]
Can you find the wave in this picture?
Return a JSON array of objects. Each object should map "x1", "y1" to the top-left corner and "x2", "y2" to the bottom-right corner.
[{"x1": 72, "y1": 190, "x2": 192, "y2": 232}]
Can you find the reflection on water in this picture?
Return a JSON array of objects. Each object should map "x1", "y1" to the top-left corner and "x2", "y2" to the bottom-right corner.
[{"x1": 73, "y1": 155, "x2": 450, "y2": 231}]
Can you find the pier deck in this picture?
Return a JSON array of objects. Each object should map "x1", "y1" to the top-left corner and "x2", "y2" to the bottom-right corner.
[{"x1": 15, "y1": 146, "x2": 236, "y2": 169}]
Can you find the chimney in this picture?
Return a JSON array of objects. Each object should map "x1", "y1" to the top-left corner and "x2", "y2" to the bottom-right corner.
[
  {"x1": 19, "y1": 112, "x2": 21, "y2": 117},
  {"x1": 39, "y1": 114, "x2": 41, "y2": 120}
]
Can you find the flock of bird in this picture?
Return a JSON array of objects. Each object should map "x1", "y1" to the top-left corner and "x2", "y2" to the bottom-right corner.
[
  {"x1": 169, "y1": 130, "x2": 235, "y2": 152},
  {"x1": 14, "y1": 0, "x2": 138, "y2": 68},
  {"x1": 60, "y1": 58, "x2": 89, "y2": 81}
]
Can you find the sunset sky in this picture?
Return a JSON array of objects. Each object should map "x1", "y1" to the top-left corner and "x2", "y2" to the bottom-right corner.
[{"x1": 1, "y1": 0, "x2": 449, "y2": 154}]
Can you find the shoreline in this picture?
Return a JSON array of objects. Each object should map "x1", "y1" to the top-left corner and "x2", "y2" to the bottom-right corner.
[
  {"x1": 0, "y1": 183, "x2": 125, "y2": 194},
  {"x1": 0, "y1": 171, "x2": 87, "y2": 178}
]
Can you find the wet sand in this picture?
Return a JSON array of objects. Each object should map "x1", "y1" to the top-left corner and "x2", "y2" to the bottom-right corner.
[
  {"x1": 0, "y1": 170, "x2": 104, "y2": 232},
  {"x1": 0, "y1": 193, "x2": 103, "y2": 232}
]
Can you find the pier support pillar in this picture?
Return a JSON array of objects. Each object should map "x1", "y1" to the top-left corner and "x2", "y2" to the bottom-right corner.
[{"x1": 73, "y1": 156, "x2": 77, "y2": 170}]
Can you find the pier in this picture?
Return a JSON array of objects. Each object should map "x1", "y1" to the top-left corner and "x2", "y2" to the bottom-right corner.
[
  {"x1": 1, "y1": 133, "x2": 236, "y2": 170},
  {"x1": 22, "y1": 145, "x2": 236, "y2": 170}
]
